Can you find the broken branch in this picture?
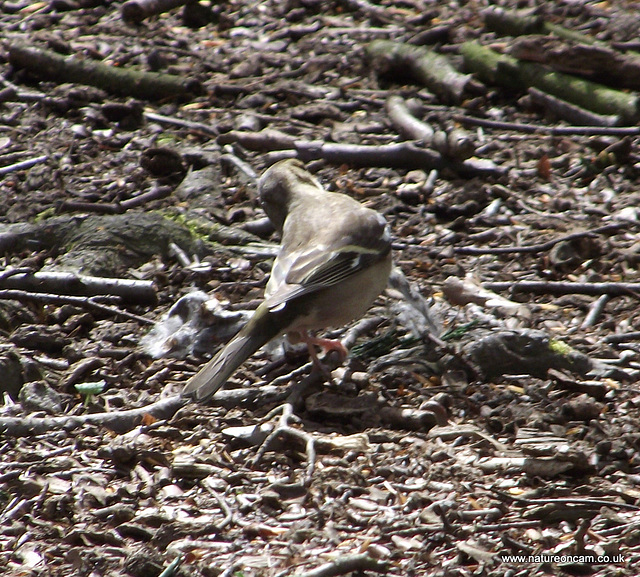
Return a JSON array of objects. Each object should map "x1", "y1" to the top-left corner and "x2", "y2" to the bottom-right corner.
[
  {"x1": 0, "y1": 270, "x2": 157, "y2": 304},
  {"x1": 366, "y1": 40, "x2": 479, "y2": 103},
  {"x1": 0, "y1": 289, "x2": 154, "y2": 324},
  {"x1": 0, "y1": 395, "x2": 186, "y2": 436},
  {"x1": 294, "y1": 140, "x2": 505, "y2": 177},
  {"x1": 460, "y1": 40, "x2": 640, "y2": 122},
  {"x1": 9, "y1": 43, "x2": 203, "y2": 100},
  {"x1": 385, "y1": 95, "x2": 475, "y2": 159},
  {"x1": 527, "y1": 87, "x2": 620, "y2": 127}
]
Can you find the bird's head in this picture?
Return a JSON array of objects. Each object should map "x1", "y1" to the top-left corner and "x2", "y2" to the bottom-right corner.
[{"x1": 258, "y1": 159, "x2": 323, "y2": 233}]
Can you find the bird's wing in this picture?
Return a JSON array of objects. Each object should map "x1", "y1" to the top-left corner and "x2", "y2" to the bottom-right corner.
[{"x1": 265, "y1": 216, "x2": 391, "y2": 310}]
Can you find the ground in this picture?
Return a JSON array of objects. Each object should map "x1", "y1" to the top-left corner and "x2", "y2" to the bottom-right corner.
[{"x1": 1, "y1": 1, "x2": 640, "y2": 576}]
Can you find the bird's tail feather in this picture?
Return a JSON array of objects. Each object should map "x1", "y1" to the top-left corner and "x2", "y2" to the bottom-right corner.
[{"x1": 181, "y1": 304, "x2": 283, "y2": 403}]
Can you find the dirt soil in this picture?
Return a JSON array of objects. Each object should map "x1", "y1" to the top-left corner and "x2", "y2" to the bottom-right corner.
[{"x1": 2, "y1": 1, "x2": 640, "y2": 576}]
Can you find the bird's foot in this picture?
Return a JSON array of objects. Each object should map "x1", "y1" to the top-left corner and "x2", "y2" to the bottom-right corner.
[
  {"x1": 304, "y1": 335, "x2": 348, "y2": 362},
  {"x1": 298, "y1": 333, "x2": 348, "y2": 381}
]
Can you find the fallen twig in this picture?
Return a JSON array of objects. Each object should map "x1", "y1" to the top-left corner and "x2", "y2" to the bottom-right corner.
[
  {"x1": 386, "y1": 94, "x2": 435, "y2": 141},
  {"x1": 218, "y1": 131, "x2": 503, "y2": 176},
  {"x1": 59, "y1": 185, "x2": 172, "y2": 214},
  {"x1": 202, "y1": 481, "x2": 234, "y2": 531},
  {"x1": 604, "y1": 331, "x2": 640, "y2": 344},
  {"x1": 217, "y1": 128, "x2": 296, "y2": 150},
  {"x1": 344, "y1": 0, "x2": 393, "y2": 24},
  {"x1": 0, "y1": 289, "x2": 154, "y2": 324},
  {"x1": 221, "y1": 147, "x2": 258, "y2": 182},
  {"x1": 385, "y1": 95, "x2": 475, "y2": 159},
  {"x1": 203, "y1": 384, "x2": 290, "y2": 409},
  {"x1": 0, "y1": 154, "x2": 48, "y2": 176},
  {"x1": 144, "y1": 111, "x2": 219, "y2": 137},
  {"x1": 56, "y1": 201, "x2": 126, "y2": 215},
  {"x1": 496, "y1": 492, "x2": 640, "y2": 511},
  {"x1": 121, "y1": 0, "x2": 187, "y2": 24},
  {"x1": 454, "y1": 113, "x2": 640, "y2": 136},
  {"x1": 252, "y1": 403, "x2": 317, "y2": 486},
  {"x1": 294, "y1": 140, "x2": 506, "y2": 177},
  {"x1": 455, "y1": 223, "x2": 625, "y2": 255},
  {"x1": 292, "y1": 554, "x2": 387, "y2": 577},
  {"x1": 158, "y1": 557, "x2": 183, "y2": 577},
  {"x1": 548, "y1": 369, "x2": 608, "y2": 400},
  {"x1": 484, "y1": 280, "x2": 640, "y2": 297},
  {"x1": 475, "y1": 520, "x2": 546, "y2": 532},
  {"x1": 581, "y1": 294, "x2": 611, "y2": 329}
]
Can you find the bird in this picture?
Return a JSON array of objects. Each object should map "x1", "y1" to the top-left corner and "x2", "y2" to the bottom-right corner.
[{"x1": 182, "y1": 158, "x2": 392, "y2": 403}]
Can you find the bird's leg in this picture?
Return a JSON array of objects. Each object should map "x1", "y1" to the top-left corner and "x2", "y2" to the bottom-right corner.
[{"x1": 297, "y1": 331, "x2": 347, "y2": 377}]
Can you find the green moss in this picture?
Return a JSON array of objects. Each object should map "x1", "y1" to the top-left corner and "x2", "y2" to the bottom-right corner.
[
  {"x1": 549, "y1": 338, "x2": 573, "y2": 356},
  {"x1": 161, "y1": 210, "x2": 210, "y2": 241},
  {"x1": 441, "y1": 320, "x2": 480, "y2": 341},
  {"x1": 155, "y1": 134, "x2": 181, "y2": 148},
  {"x1": 160, "y1": 209, "x2": 264, "y2": 246},
  {"x1": 33, "y1": 207, "x2": 57, "y2": 223}
]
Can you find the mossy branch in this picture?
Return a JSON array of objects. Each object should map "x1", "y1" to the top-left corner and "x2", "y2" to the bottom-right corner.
[
  {"x1": 9, "y1": 43, "x2": 203, "y2": 101},
  {"x1": 460, "y1": 41, "x2": 640, "y2": 122}
]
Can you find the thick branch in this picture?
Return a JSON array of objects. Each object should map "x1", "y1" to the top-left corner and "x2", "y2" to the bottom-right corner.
[
  {"x1": 510, "y1": 35, "x2": 640, "y2": 91},
  {"x1": 9, "y1": 43, "x2": 203, "y2": 100},
  {"x1": 460, "y1": 41, "x2": 640, "y2": 122},
  {"x1": 527, "y1": 87, "x2": 620, "y2": 127},
  {"x1": 294, "y1": 140, "x2": 505, "y2": 177},
  {"x1": 216, "y1": 133, "x2": 504, "y2": 177},
  {"x1": 366, "y1": 40, "x2": 478, "y2": 103},
  {"x1": 483, "y1": 6, "x2": 601, "y2": 45},
  {"x1": 0, "y1": 270, "x2": 156, "y2": 304},
  {"x1": 0, "y1": 396, "x2": 187, "y2": 436}
]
